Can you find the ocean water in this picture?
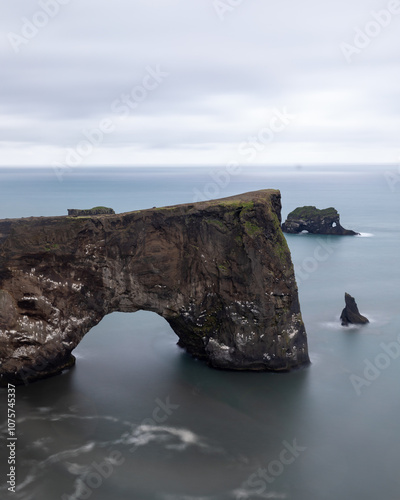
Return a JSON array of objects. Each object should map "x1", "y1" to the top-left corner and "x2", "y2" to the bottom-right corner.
[{"x1": 1, "y1": 165, "x2": 400, "y2": 500}]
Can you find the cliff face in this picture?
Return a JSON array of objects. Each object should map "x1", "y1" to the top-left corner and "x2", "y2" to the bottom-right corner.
[
  {"x1": 0, "y1": 190, "x2": 309, "y2": 385},
  {"x1": 282, "y1": 206, "x2": 358, "y2": 235}
]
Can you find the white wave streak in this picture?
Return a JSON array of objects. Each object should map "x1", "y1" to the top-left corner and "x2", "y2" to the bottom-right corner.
[
  {"x1": 123, "y1": 425, "x2": 207, "y2": 451},
  {"x1": 65, "y1": 462, "x2": 92, "y2": 475},
  {"x1": 2, "y1": 473, "x2": 37, "y2": 497},
  {"x1": 16, "y1": 412, "x2": 123, "y2": 425},
  {"x1": 162, "y1": 490, "x2": 287, "y2": 500},
  {"x1": 32, "y1": 436, "x2": 53, "y2": 451},
  {"x1": 321, "y1": 321, "x2": 362, "y2": 331},
  {"x1": 2, "y1": 413, "x2": 220, "y2": 498},
  {"x1": 4, "y1": 442, "x2": 97, "y2": 498},
  {"x1": 39, "y1": 442, "x2": 96, "y2": 468},
  {"x1": 64, "y1": 450, "x2": 133, "y2": 500},
  {"x1": 232, "y1": 487, "x2": 287, "y2": 499},
  {"x1": 163, "y1": 495, "x2": 214, "y2": 500}
]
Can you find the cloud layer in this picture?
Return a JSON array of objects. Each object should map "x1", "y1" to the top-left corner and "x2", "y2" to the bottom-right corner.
[{"x1": 1, "y1": 0, "x2": 399, "y2": 166}]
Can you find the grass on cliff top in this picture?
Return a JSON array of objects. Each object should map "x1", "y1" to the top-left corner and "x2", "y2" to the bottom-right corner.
[
  {"x1": 218, "y1": 200, "x2": 254, "y2": 210},
  {"x1": 288, "y1": 206, "x2": 337, "y2": 219}
]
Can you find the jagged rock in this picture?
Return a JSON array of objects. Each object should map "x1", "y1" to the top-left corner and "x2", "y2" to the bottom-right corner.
[
  {"x1": 0, "y1": 190, "x2": 310, "y2": 385},
  {"x1": 282, "y1": 206, "x2": 358, "y2": 235},
  {"x1": 340, "y1": 293, "x2": 369, "y2": 326}
]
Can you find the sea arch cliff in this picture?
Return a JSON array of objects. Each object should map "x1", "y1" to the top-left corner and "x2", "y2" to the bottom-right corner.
[{"x1": 0, "y1": 190, "x2": 309, "y2": 385}]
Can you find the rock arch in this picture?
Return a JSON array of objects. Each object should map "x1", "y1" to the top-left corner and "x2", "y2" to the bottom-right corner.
[{"x1": 0, "y1": 190, "x2": 309, "y2": 385}]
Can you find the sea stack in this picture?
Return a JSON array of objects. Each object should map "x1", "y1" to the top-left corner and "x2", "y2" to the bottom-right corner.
[
  {"x1": 282, "y1": 206, "x2": 358, "y2": 235},
  {"x1": 340, "y1": 293, "x2": 369, "y2": 326},
  {"x1": 67, "y1": 207, "x2": 115, "y2": 217}
]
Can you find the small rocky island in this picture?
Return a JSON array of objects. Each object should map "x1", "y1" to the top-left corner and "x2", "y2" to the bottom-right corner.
[
  {"x1": 340, "y1": 293, "x2": 369, "y2": 326},
  {"x1": 68, "y1": 206, "x2": 115, "y2": 217},
  {"x1": 282, "y1": 206, "x2": 358, "y2": 235},
  {"x1": 0, "y1": 190, "x2": 310, "y2": 385}
]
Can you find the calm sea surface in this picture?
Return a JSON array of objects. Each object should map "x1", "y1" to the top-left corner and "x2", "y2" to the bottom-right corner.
[{"x1": 1, "y1": 166, "x2": 400, "y2": 500}]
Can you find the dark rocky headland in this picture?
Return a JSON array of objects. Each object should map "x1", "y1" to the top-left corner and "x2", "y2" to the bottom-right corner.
[
  {"x1": 0, "y1": 190, "x2": 310, "y2": 385},
  {"x1": 282, "y1": 206, "x2": 358, "y2": 235}
]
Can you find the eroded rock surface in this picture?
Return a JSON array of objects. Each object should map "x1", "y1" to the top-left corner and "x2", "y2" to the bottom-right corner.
[
  {"x1": 340, "y1": 292, "x2": 369, "y2": 326},
  {"x1": 0, "y1": 190, "x2": 309, "y2": 385},
  {"x1": 282, "y1": 206, "x2": 358, "y2": 235}
]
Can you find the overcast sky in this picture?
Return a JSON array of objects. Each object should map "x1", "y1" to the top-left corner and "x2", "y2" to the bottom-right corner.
[{"x1": 1, "y1": 0, "x2": 399, "y2": 167}]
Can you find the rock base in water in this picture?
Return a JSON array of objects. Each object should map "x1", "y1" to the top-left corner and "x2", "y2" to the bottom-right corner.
[
  {"x1": 282, "y1": 206, "x2": 358, "y2": 235},
  {"x1": 0, "y1": 190, "x2": 310, "y2": 385},
  {"x1": 340, "y1": 293, "x2": 369, "y2": 326}
]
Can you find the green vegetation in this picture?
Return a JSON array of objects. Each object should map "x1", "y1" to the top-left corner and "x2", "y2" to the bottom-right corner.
[
  {"x1": 234, "y1": 235, "x2": 243, "y2": 245},
  {"x1": 68, "y1": 207, "x2": 115, "y2": 217},
  {"x1": 189, "y1": 304, "x2": 224, "y2": 335},
  {"x1": 219, "y1": 200, "x2": 254, "y2": 211},
  {"x1": 44, "y1": 243, "x2": 59, "y2": 252},
  {"x1": 191, "y1": 313, "x2": 219, "y2": 334},
  {"x1": 270, "y1": 213, "x2": 290, "y2": 263},
  {"x1": 217, "y1": 262, "x2": 229, "y2": 273},
  {"x1": 206, "y1": 219, "x2": 227, "y2": 231},
  {"x1": 244, "y1": 221, "x2": 262, "y2": 237},
  {"x1": 270, "y1": 212, "x2": 281, "y2": 231},
  {"x1": 153, "y1": 206, "x2": 177, "y2": 211},
  {"x1": 274, "y1": 237, "x2": 289, "y2": 263},
  {"x1": 288, "y1": 206, "x2": 337, "y2": 219}
]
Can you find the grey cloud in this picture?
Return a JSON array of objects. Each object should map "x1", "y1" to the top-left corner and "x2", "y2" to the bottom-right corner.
[{"x1": 1, "y1": 0, "x2": 399, "y2": 165}]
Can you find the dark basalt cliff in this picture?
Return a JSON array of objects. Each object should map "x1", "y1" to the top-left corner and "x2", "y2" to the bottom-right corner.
[
  {"x1": 282, "y1": 206, "x2": 358, "y2": 235},
  {"x1": 0, "y1": 190, "x2": 309, "y2": 385},
  {"x1": 341, "y1": 292, "x2": 369, "y2": 326}
]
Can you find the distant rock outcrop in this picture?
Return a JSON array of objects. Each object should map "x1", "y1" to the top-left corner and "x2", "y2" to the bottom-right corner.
[
  {"x1": 282, "y1": 206, "x2": 358, "y2": 235},
  {"x1": 68, "y1": 207, "x2": 115, "y2": 217},
  {"x1": 340, "y1": 293, "x2": 369, "y2": 326},
  {"x1": 0, "y1": 190, "x2": 310, "y2": 385}
]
